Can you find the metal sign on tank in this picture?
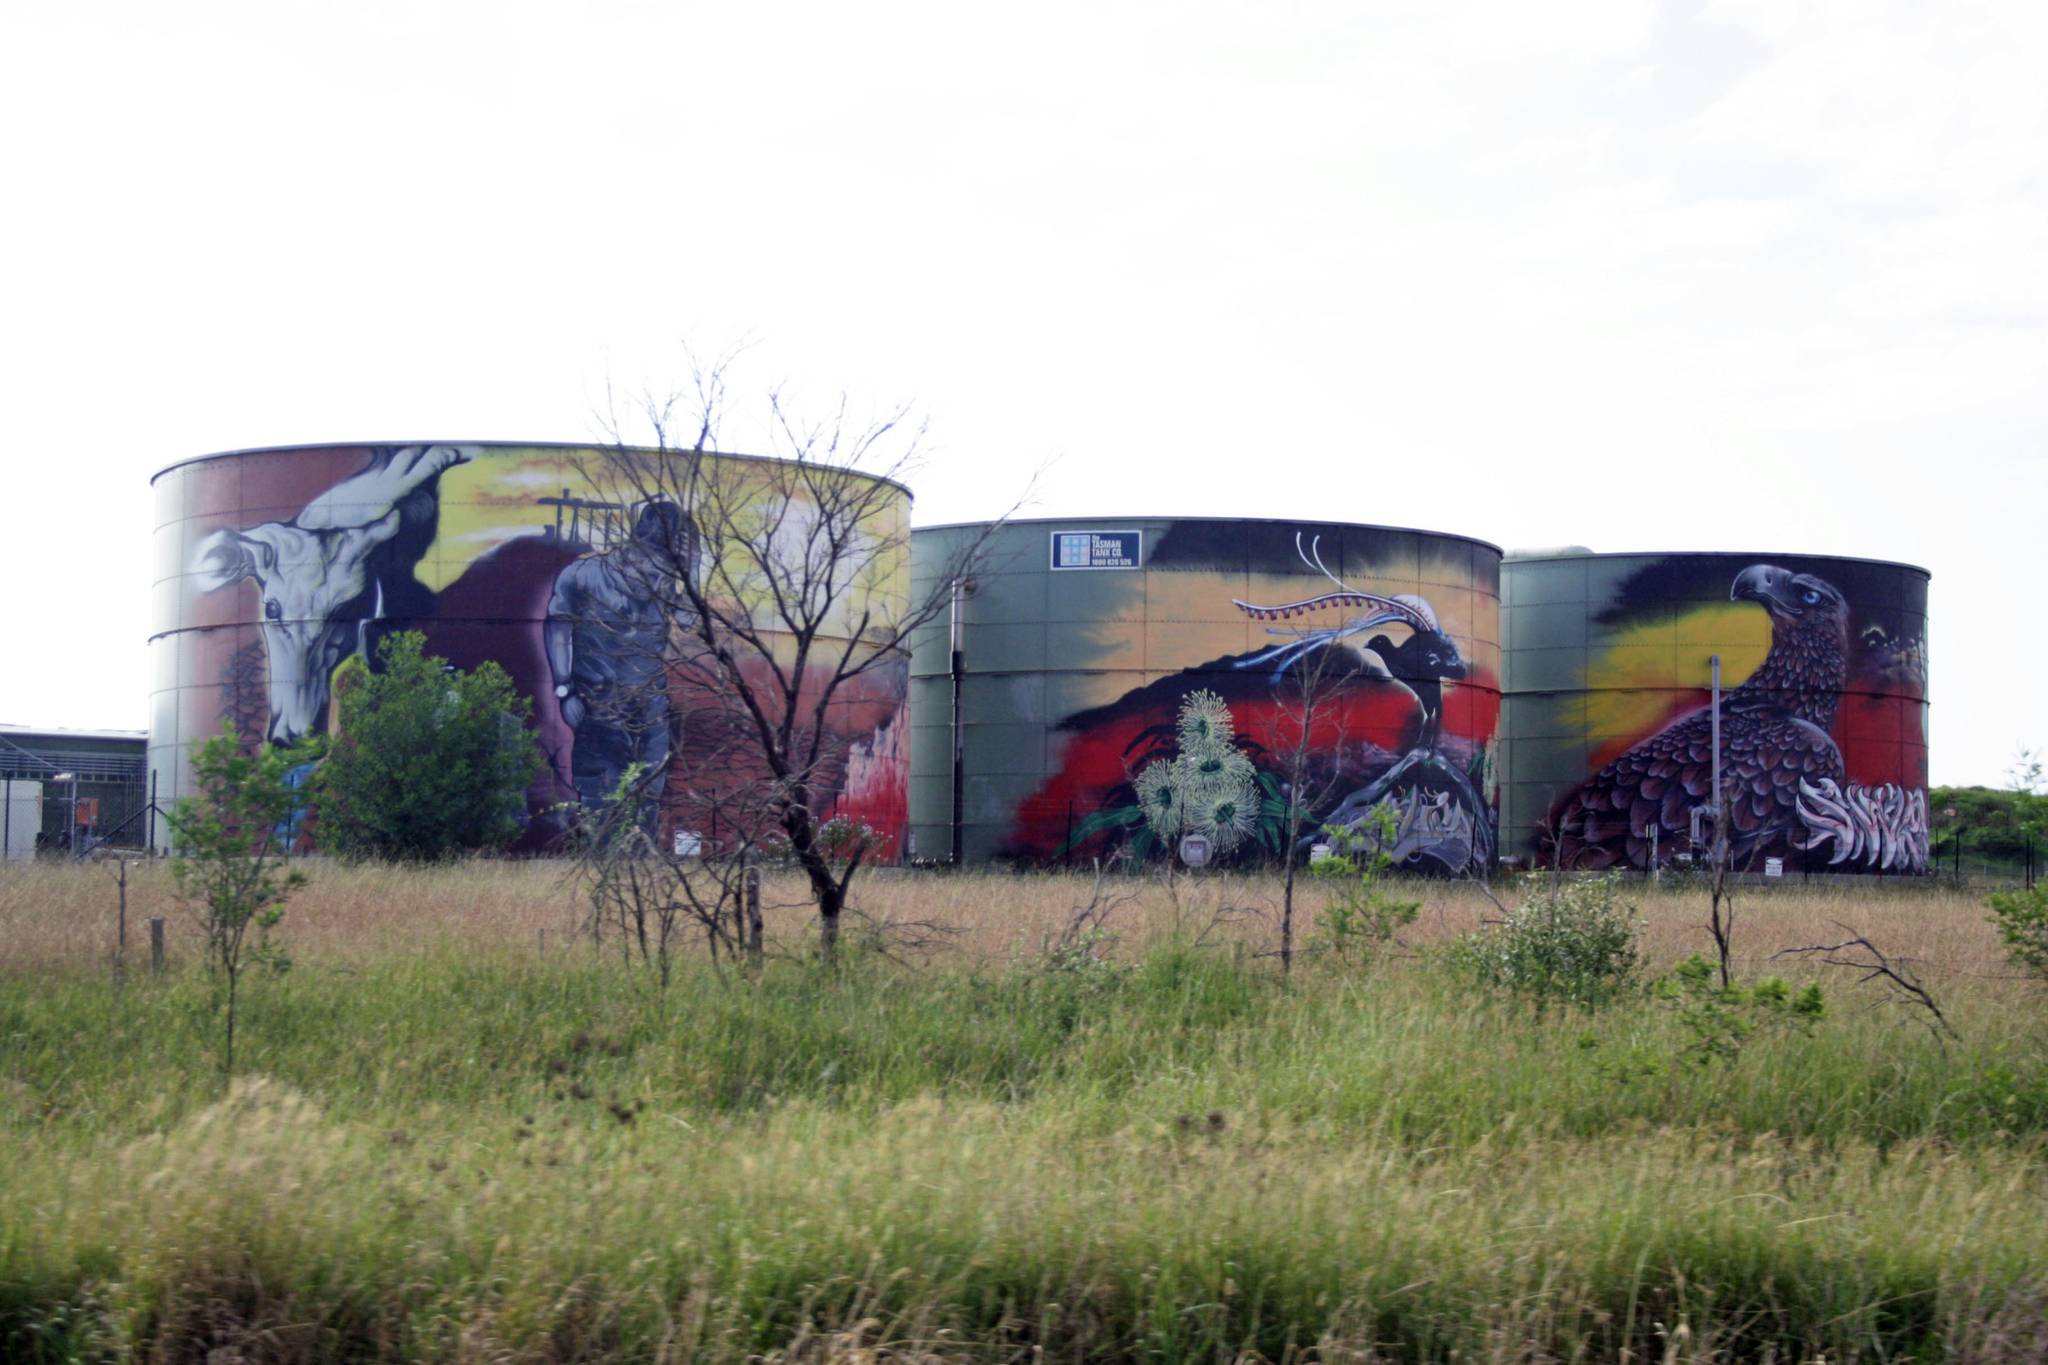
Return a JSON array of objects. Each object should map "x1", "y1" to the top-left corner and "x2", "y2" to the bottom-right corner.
[
  {"x1": 148, "y1": 443, "x2": 911, "y2": 854},
  {"x1": 1501, "y1": 550, "x2": 1930, "y2": 874},
  {"x1": 909, "y1": 517, "x2": 1503, "y2": 873}
]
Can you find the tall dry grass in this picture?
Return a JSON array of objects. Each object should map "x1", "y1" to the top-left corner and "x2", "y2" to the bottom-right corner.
[{"x1": 0, "y1": 857, "x2": 2015, "y2": 981}]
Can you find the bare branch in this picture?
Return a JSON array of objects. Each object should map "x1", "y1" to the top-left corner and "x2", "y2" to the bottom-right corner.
[{"x1": 1773, "y1": 923, "x2": 1959, "y2": 1043}]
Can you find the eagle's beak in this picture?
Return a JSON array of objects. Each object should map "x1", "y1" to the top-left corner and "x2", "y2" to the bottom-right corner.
[{"x1": 1732, "y1": 563, "x2": 1797, "y2": 615}]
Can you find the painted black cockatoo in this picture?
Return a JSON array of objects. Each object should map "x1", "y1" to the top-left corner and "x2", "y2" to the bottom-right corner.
[
  {"x1": 1544, "y1": 564, "x2": 1849, "y2": 870},
  {"x1": 1230, "y1": 534, "x2": 1466, "y2": 750}
]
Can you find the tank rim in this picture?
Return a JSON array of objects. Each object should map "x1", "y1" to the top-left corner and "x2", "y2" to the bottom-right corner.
[
  {"x1": 1502, "y1": 548, "x2": 1929, "y2": 578},
  {"x1": 915, "y1": 514, "x2": 1502, "y2": 557},
  {"x1": 149, "y1": 440, "x2": 914, "y2": 500}
]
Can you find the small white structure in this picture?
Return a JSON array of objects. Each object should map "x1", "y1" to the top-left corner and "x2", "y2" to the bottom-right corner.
[{"x1": 2, "y1": 780, "x2": 40, "y2": 860}]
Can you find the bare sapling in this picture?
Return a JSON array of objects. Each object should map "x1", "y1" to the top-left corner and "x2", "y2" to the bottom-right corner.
[
  {"x1": 575, "y1": 759, "x2": 782, "y2": 988},
  {"x1": 1263, "y1": 637, "x2": 1351, "y2": 976}
]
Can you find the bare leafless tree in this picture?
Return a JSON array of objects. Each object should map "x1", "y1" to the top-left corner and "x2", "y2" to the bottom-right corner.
[
  {"x1": 568, "y1": 354, "x2": 1016, "y2": 958},
  {"x1": 1256, "y1": 640, "x2": 1355, "y2": 977},
  {"x1": 1047, "y1": 860, "x2": 1136, "y2": 959}
]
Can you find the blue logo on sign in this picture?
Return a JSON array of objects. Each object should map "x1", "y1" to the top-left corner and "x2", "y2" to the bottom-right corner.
[{"x1": 1050, "y1": 530, "x2": 1141, "y2": 570}]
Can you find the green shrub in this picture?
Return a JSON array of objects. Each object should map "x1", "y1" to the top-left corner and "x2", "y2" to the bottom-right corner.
[
  {"x1": 1016, "y1": 923, "x2": 1131, "y2": 1035},
  {"x1": 1986, "y1": 883, "x2": 2048, "y2": 979},
  {"x1": 1447, "y1": 875, "x2": 1641, "y2": 1008},
  {"x1": 312, "y1": 632, "x2": 544, "y2": 860}
]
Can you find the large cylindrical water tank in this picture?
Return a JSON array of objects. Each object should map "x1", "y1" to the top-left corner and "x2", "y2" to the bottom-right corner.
[
  {"x1": 908, "y1": 517, "x2": 1503, "y2": 871},
  {"x1": 1500, "y1": 549, "x2": 1930, "y2": 873},
  {"x1": 148, "y1": 442, "x2": 912, "y2": 853}
]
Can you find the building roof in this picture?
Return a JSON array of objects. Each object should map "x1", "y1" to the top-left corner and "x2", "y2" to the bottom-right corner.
[{"x1": 0, "y1": 724, "x2": 148, "y2": 744}]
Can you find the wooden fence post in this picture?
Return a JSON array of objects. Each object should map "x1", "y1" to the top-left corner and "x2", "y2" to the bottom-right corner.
[{"x1": 113, "y1": 860, "x2": 131, "y2": 991}]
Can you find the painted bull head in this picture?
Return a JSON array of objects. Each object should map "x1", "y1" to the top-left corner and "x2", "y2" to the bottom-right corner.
[{"x1": 190, "y1": 445, "x2": 471, "y2": 744}]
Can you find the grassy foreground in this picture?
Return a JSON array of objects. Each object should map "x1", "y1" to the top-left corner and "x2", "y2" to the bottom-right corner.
[{"x1": 3, "y1": 864, "x2": 2046, "y2": 1361}]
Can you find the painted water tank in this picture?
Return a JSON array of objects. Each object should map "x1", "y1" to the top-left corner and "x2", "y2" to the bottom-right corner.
[
  {"x1": 148, "y1": 443, "x2": 912, "y2": 853},
  {"x1": 908, "y1": 517, "x2": 1503, "y2": 870},
  {"x1": 1499, "y1": 550, "x2": 1931, "y2": 873}
]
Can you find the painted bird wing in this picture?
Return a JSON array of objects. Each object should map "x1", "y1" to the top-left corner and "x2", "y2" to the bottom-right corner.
[
  {"x1": 1549, "y1": 710, "x2": 1715, "y2": 868},
  {"x1": 1720, "y1": 711, "x2": 1844, "y2": 864},
  {"x1": 1548, "y1": 707, "x2": 1843, "y2": 870}
]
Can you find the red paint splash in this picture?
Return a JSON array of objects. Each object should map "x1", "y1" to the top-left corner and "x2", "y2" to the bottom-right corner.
[{"x1": 1004, "y1": 668, "x2": 1500, "y2": 861}]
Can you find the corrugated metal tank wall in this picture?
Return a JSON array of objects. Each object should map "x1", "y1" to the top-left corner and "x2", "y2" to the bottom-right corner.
[
  {"x1": 148, "y1": 442, "x2": 913, "y2": 854},
  {"x1": 909, "y1": 517, "x2": 1503, "y2": 870},
  {"x1": 1500, "y1": 550, "x2": 1931, "y2": 873}
]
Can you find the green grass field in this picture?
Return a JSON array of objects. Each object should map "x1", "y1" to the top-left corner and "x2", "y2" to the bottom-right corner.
[{"x1": 3, "y1": 863, "x2": 2045, "y2": 1362}]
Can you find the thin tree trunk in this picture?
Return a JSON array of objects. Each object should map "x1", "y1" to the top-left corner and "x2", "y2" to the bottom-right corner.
[
  {"x1": 1281, "y1": 860, "x2": 1298, "y2": 976},
  {"x1": 815, "y1": 876, "x2": 843, "y2": 958},
  {"x1": 223, "y1": 966, "x2": 239, "y2": 1078},
  {"x1": 786, "y1": 803, "x2": 848, "y2": 960}
]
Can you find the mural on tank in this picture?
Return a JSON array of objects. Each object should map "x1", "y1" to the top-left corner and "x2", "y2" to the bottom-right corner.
[
  {"x1": 1000, "y1": 524, "x2": 1501, "y2": 875},
  {"x1": 159, "y1": 444, "x2": 909, "y2": 854},
  {"x1": 544, "y1": 499, "x2": 697, "y2": 820},
  {"x1": 1531, "y1": 557, "x2": 1930, "y2": 873}
]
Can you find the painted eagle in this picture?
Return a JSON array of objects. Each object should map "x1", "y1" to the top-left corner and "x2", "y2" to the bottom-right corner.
[{"x1": 1543, "y1": 564, "x2": 1849, "y2": 870}]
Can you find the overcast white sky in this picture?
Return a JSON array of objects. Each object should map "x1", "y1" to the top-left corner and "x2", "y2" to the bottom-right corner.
[{"x1": 1, "y1": 0, "x2": 2041, "y2": 786}]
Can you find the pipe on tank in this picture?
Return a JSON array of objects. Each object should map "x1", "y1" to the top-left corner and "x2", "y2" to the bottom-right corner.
[{"x1": 949, "y1": 576, "x2": 966, "y2": 867}]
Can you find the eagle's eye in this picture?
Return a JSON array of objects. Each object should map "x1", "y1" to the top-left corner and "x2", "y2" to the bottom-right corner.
[
  {"x1": 264, "y1": 599, "x2": 283, "y2": 621},
  {"x1": 1800, "y1": 588, "x2": 1822, "y2": 606}
]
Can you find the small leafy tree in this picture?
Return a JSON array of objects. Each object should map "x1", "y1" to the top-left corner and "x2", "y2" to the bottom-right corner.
[
  {"x1": 167, "y1": 725, "x2": 313, "y2": 1076},
  {"x1": 2011, "y1": 747, "x2": 2046, "y2": 888},
  {"x1": 2011, "y1": 746, "x2": 2046, "y2": 806},
  {"x1": 1259, "y1": 642, "x2": 1351, "y2": 976},
  {"x1": 1305, "y1": 807, "x2": 1419, "y2": 968},
  {"x1": 313, "y1": 631, "x2": 545, "y2": 860}
]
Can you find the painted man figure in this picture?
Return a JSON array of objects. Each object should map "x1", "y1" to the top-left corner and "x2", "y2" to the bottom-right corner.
[{"x1": 544, "y1": 500, "x2": 697, "y2": 819}]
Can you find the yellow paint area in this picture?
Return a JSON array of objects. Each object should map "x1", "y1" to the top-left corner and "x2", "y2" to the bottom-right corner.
[
  {"x1": 418, "y1": 451, "x2": 583, "y2": 592},
  {"x1": 1583, "y1": 602, "x2": 1770, "y2": 742},
  {"x1": 415, "y1": 448, "x2": 910, "y2": 640}
]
